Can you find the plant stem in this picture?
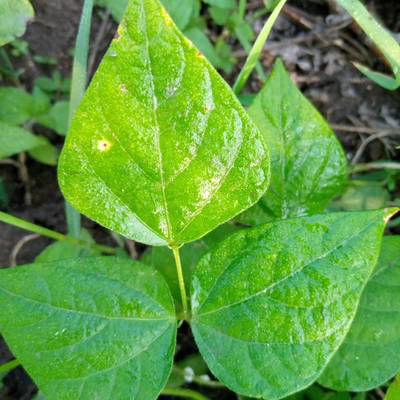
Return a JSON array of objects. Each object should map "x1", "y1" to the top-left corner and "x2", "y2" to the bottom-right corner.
[
  {"x1": 0, "y1": 359, "x2": 20, "y2": 374},
  {"x1": 233, "y1": 0, "x2": 288, "y2": 95},
  {"x1": 171, "y1": 246, "x2": 188, "y2": 319},
  {"x1": 65, "y1": 0, "x2": 94, "y2": 238},
  {"x1": 161, "y1": 387, "x2": 208, "y2": 400},
  {"x1": 0, "y1": 211, "x2": 116, "y2": 255}
]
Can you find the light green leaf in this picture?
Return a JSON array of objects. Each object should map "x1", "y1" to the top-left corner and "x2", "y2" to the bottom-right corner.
[
  {"x1": 35, "y1": 229, "x2": 99, "y2": 262},
  {"x1": 59, "y1": 0, "x2": 270, "y2": 247},
  {"x1": 0, "y1": 87, "x2": 34, "y2": 125},
  {"x1": 37, "y1": 101, "x2": 70, "y2": 136},
  {"x1": 142, "y1": 223, "x2": 240, "y2": 310},
  {"x1": 239, "y1": 59, "x2": 347, "y2": 225},
  {"x1": 386, "y1": 374, "x2": 400, "y2": 400},
  {"x1": 0, "y1": 122, "x2": 44, "y2": 159},
  {"x1": 0, "y1": 257, "x2": 176, "y2": 400},
  {"x1": 319, "y1": 235, "x2": 400, "y2": 391},
  {"x1": 191, "y1": 209, "x2": 396, "y2": 400},
  {"x1": 0, "y1": 0, "x2": 34, "y2": 46}
]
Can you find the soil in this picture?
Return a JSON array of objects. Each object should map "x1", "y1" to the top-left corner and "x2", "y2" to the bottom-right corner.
[{"x1": 0, "y1": 0, "x2": 399, "y2": 399}]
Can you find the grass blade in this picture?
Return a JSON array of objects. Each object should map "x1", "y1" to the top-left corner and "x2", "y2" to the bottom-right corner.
[{"x1": 233, "y1": 0, "x2": 287, "y2": 95}]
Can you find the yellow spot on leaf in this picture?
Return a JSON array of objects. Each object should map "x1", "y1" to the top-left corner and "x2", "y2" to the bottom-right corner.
[
  {"x1": 97, "y1": 139, "x2": 112, "y2": 152},
  {"x1": 161, "y1": 8, "x2": 173, "y2": 26}
]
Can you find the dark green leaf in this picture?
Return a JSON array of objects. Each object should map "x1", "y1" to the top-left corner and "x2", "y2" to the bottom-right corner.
[
  {"x1": 0, "y1": 257, "x2": 176, "y2": 400},
  {"x1": 239, "y1": 59, "x2": 347, "y2": 225},
  {"x1": 191, "y1": 209, "x2": 395, "y2": 400},
  {"x1": 0, "y1": 87, "x2": 34, "y2": 125},
  {"x1": 319, "y1": 235, "x2": 400, "y2": 391},
  {"x1": 59, "y1": 0, "x2": 270, "y2": 247},
  {"x1": 0, "y1": 122, "x2": 44, "y2": 159},
  {"x1": 0, "y1": 0, "x2": 34, "y2": 46}
]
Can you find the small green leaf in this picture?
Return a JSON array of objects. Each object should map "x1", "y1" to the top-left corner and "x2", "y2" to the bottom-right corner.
[
  {"x1": 37, "y1": 101, "x2": 70, "y2": 136},
  {"x1": 0, "y1": 122, "x2": 44, "y2": 159},
  {"x1": 202, "y1": 0, "x2": 236, "y2": 9},
  {"x1": 35, "y1": 229, "x2": 99, "y2": 263},
  {"x1": 0, "y1": 257, "x2": 176, "y2": 400},
  {"x1": 386, "y1": 374, "x2": 400, "y2": 400},
  {"x1": 239, "y1": 59, "x2": 347, "y2": 225},
  {"x1": 59, "y1": 0, "x2": 270, "y2": 247},
  {"x1": 319, "y1": 235, "x2": 400, "y2": 391},
  {"x1": 0, "y1": 0, "x2": 34, "y2": 46},
  {"x1": 0, "y1": 87, "x2": 34, "y2": 125},
  {"x1": 162, "y1": 0, "x2": 196, "y2": 30},
  {"x1": 28, "y1": 137, "x2": 58, "y2": 166},
  {"x1": 191, "y1": 209, "x2": 396, "y2": 400}
]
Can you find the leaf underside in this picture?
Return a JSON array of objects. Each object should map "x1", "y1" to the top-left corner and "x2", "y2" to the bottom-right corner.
[
  {"x1": 191, "y1": 209, "x2": 394, "y2": 400},
  {"x1": 0, "y1": 257, "x2": 176, "y2": 400},
  {"x1": 58, "y1": 0, "x2": 270, "y2": 247},
  {"x1": 319, "y1": 235, "x2": 400, "y2": 391},
  {"x1": 239, "y1": 59, "x2": 347, "y2": 226}
]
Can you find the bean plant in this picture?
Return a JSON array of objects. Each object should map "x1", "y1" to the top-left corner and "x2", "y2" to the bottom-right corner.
[{"x1": 0, "y1": 0, "x2": 399, "y2": 399}]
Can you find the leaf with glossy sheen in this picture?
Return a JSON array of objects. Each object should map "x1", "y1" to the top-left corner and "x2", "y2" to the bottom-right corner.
[
  {"x1": 0, "y1": 257, "x2": 176, "y2": 400},
  {"x1": 239, "y1": 59, "x2": 347, "y2": 225},
  {"x1": 0, "y1": 122, "x2": 44, "y2": 159},
  {"x1": 0, "y1": 0, "x2": 34, "y2": 46},
  {"x1": 58, "y1": 0, "x2": 270, "y2": 247},
  {"x1": 319, "y1": 235, "x2": 400, "y2": 391},
  {"x1": 191, "y1": 209, "x2": 396, "y2": 400}
]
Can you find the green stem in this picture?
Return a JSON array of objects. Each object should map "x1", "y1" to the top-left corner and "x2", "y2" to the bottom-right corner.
[
  {"x1": 161, "y1": 387, "x2": 208, "y2": 400},
  {"x1": 172, "y1": 246, "x2": 188, "y2": 319},
  {"x1": 233, "y1": 0, "x2": 288, "y2": 95},
  {"x1": 0, "y1": 211, "x2": 116, "y2": 255},
  {"x1": 351, "y1": 161, "x2": 400, "y2": 173},
  {"x1": 65, "y1": 0, "x2": 94, "y2": 238},
  {"x1": 0, "y1": 359, "x2": 20, "y2": 374}
]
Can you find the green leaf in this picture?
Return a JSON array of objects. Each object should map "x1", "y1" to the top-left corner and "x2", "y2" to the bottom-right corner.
[
  {"x1": 0, "y1": 122, "x2": 44, "y2": 159},
  {"x1": 239, "y1": 59, "x2": 347, "y2": 225},
  {"x1": 386, "y1": 374, "x2": 400, "y2": 400},
  {"x1": 59, "y1": 0, "x2": 270, "y2": 247},
  {"x1": 202, "y1": 0, "x2": 236, "y2": 9},
  {"x1": 28, "y1": 137, "x2": 58, "y2": 166},
  {"x1": 319, "y1": 235, "x2": 400, "y2": 391},
  {"x1": 190, "y1": 209, "x2": 396, "y2": 400},
  {"x1": 95, "y1": 0, "x2": 128, "y2": 22},
  {"x1": 162, "y1": 0, "x2": 196, "y2": 31},
  {"x1": 0, "y1": 0, "x2": 34, "y2": 46},
  {"x1": 0, "y1": 257, "x2": 176, "y2": 400},
  {"x1": 35, "y1": 229, "x2": 99, "y2": 262},
  {"x1": 37, "y1": 101, "x2": 70, "y2": 136},
  {"x1": 142, "y1": 223, "x2": 240, "y2": 310},
  {"x1": 0, "y1": 87, "x2": 34, "y2": 125}
]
